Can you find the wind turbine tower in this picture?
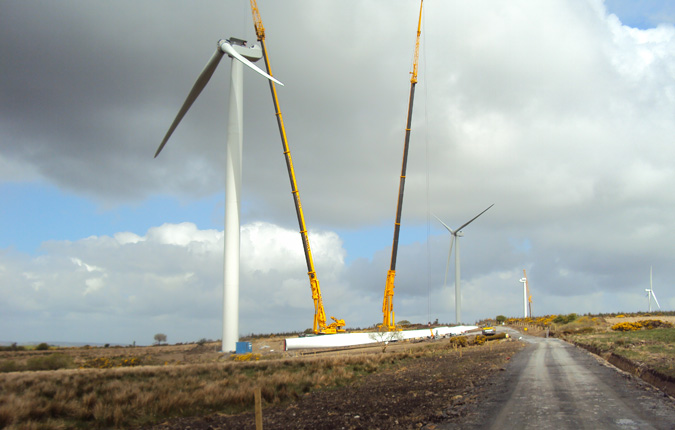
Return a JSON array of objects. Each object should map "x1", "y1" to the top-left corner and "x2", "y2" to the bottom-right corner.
[
  {"x1": 519, "y1": 275, "x2": 528, "y2": 318},
  {"x1": 154, "y1": 37, "x2": 283, "y2": 353},
  {"x1": 434, "y1": 204, "x2": 493, "y2": 324}
]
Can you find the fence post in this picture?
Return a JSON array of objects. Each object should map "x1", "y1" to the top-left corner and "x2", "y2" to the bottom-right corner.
[{"x1": 255, "y1": 387, "x2": 263, "y2": 430}]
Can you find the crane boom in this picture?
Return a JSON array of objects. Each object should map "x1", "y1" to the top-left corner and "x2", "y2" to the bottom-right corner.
[
  {"x1": 382, "y1": 0, "x2": 424, "y2": 331},
  {"x1": 249, "y1": 0, "x2": 345, "y2": 334}
]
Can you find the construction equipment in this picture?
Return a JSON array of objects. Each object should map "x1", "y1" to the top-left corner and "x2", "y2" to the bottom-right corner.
[
  {"x1": 249, "y1": 0, "x2": 345, "y2": 334},
  {"x1": 523, "y1": 269, "x2": 532, "y2": 317},
  {"x1": 381, "y1": 0, "x2": 424, "y2": 331}
]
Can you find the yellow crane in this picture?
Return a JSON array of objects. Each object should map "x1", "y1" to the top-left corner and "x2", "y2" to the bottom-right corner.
[
  {"x1": 523, "y1": 269, "x2": 533, "y2": 317},
  {"x1": 249, "y1": 0, "x2": 345, "y2": 334},
  {"x1": 382, "y1": 0, "x2": 424, "y2": 331}
]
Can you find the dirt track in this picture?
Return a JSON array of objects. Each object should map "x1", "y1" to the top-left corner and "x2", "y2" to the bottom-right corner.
[{"x1": 435, "y1": 329, "x2": 675, "y2": 430}]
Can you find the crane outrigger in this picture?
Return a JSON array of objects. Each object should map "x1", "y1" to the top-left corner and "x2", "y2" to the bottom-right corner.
[
  {"x1": 381, "y1": 0, "x2": 424, "y2": 331},
  {"x1": 249, "y1": 0, "x2": 345, "y2": 334}
]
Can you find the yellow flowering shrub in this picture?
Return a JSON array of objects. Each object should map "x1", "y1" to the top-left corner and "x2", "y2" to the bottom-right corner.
[
  {"x1": 611, "y1": 320, "x2": 672, "y2": 331},
  {"x1": 231, "y1": 353, "x2": 261, "y2": 361}
]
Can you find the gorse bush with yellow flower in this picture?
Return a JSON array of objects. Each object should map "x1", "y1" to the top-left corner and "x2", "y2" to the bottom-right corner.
[{"x1": 611, "y1": 320, "x2": 673, "y2": 331}]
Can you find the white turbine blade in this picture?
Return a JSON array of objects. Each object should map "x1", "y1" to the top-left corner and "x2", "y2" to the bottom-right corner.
[
  {"x1": 219, "y1": 41, "x2": 284, "y2": 86},
  {"x1": 652, "y1": 291, "x2": 661, "y2": 309},
  {"x1": 155, "y1": 49, "x2": 224, "y2": 158},
  {"x1": 433, "y1": 214, "x2": 455, "y2": 234},
  {"x1": 456, "y1": 203, "x2": 494, "y2": 232}
]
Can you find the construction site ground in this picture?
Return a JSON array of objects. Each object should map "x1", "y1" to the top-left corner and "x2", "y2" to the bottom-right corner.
[{"x1": 146, "y1": 335, "x2": 524, "y2": 430}]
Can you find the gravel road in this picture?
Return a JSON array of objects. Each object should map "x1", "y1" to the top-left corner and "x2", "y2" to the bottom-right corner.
[{"x1": 435, "y1": 329, "x2": 675, "y2": 430}]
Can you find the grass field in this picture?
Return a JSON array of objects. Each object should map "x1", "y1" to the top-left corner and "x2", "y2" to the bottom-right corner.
[
  {"x1": 566, "y1": 327, "x2": 675, "y2": 378},
  {"x1": 0, "y1": 334, "x2": 496, "y2": 430},
  {"x1": 2, "y1": 314, "x2": 672, "y2": 429},
  {"x1": 0, "y1": 350, "x2": 413, "y2": 429}
]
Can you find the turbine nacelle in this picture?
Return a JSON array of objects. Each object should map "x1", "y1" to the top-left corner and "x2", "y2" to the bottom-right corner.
[{"x1": 217, "y1": 38, "x2": 282, "y2": 86}]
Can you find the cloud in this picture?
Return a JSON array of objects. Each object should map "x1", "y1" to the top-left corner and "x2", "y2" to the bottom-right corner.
[
  {"x1": 1, "y1": 1, "x2": 674, "y2": 343},
  {"x1": 0, "y1": 222, "x2": 353, "y2": 344}
]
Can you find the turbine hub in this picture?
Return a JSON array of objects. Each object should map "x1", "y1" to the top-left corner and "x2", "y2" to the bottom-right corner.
[{"x1": 219, "y1": 38, "x2": 263, "y2": 61}]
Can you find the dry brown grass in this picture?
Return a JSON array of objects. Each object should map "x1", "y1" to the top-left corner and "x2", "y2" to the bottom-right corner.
[
  {"x1": 605, "y1": 315, "x2": 675, "y2": 325},
  {"x1": 0, "y1": 350, "x2": 415, "y2": 429},
  {"x1": 0, "y1": 333, "x2": 511, "y2": 429}
]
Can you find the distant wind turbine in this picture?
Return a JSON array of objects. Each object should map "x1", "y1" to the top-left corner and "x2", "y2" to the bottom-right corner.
[
  {"x1": 519, "y1": 275, "x2": 528, "y2": 318},
  {"x1": 154, "y1": 37, "x2": 283, "y2": 353},
  {"x1": 434, "y1": 204, "x2": 494, "y2": 324},
  {"x1": 645, "y1": 266, "x2": 661, "y2": 312}
]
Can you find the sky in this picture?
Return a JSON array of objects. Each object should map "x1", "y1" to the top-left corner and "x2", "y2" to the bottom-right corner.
[{"x1": 1, "y1": 0, "x2": 674, "y2": 346}]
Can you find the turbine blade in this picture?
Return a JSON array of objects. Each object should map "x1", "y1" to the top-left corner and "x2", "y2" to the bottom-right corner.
[
  {"x1": 456, "y1": 203, "x2": 494, "y2": 232},
  {"x1": 219, "y1": 41, "x2": 284, "y2": 86},
  {"x1": 155, "y1": 49, "x2": 224, "y2": 158},
  {"x1": 433, "y1": 214, "x2": 455, "y2": 234},
  {"x1": 652, "y1": 292, "x2": 661, "y2": 309}
]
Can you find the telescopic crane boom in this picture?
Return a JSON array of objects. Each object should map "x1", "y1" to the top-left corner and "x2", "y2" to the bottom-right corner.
[
  {"x1": 381, "y1": 0, "x2": 424, "y2": 331},
  {"x1": 250, "y1": 0, "x2": 345, "y2": 334}
]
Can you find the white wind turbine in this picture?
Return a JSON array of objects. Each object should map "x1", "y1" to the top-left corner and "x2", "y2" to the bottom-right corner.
[
  {"x1": 434, "y1": 204, "x2": 494, "y2": 324},
  {"x1": 154, "y1": 37, "x2": 283, "y2": 353},
  {"x1": 645, "y1": 266, "x2": 661, "y2": 312}
]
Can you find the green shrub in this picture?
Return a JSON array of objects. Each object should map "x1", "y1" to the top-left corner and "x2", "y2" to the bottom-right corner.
[
  {"x1": 0, "y1": 360, "x2": 19, "y2": 373},
  {"x1": 0, "y1": 343, "x2": 25, "y2": 352},
  {"x1": 26, "y1": 353, "x2": 74, "y2": 371},
  {"x1": 35, "y1": 342, "x2": 50, "y2": 351},
  {"x1": 553, "y1": 313, "x2": 578, "y2": 324},
  {"x1": 449, "y1": 336, "x2": 468, "y2": 348}
]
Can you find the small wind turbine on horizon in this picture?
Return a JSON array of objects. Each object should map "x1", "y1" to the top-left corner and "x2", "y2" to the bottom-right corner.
[
  {"x1": 645, "y1": 266, "x2": 661, "y2": 312},
  {"x1": 154, "y1": 37, "x2": 283, "y2": 353},
  {"x1": 519, "y1": 274, "x2": 528, "y2": 318},
  {"x1": 434, "y1": 204, "x2": 494, "y2": 324}
]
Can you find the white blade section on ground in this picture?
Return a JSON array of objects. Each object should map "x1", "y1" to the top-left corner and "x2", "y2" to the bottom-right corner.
[{"x1": 284, "y1": 326, "x2": 479, "y2": 350}]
